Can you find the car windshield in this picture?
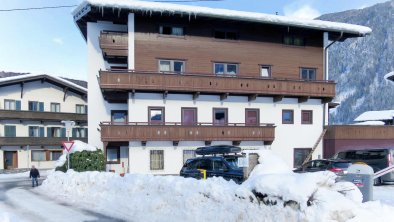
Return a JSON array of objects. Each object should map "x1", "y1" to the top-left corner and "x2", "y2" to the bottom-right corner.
[
  {"x1": 332, "y1": 162, "x2": 351, "y2": 169},
  {"x1": 336, "y1": 150, "x2": 387, "y2": 160},
  {"x1": 224, "y1": 157, "x2": 239, "y2": 169}
]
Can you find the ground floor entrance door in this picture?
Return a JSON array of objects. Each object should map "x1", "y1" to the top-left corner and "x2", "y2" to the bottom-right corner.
[{"x1": 4, "y1": 151, "x2": 18, "y2": 169}]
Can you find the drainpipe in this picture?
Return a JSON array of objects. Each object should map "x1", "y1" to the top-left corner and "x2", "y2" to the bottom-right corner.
[{"x1": 323, "y1": 31, "x2": 343, "y2": 128}]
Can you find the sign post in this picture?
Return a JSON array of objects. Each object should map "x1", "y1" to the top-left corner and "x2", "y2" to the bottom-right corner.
[
  {"x1": 62, "y1": 141, "x2": 74, "y2": 170},
  {"x1": 61, "y1": 120, "x2": 75, "y2": 170}
]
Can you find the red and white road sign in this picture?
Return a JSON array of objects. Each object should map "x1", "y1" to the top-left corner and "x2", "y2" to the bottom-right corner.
[{"x1": 62, "y1": 141, "x2": 74, "y2": 153}]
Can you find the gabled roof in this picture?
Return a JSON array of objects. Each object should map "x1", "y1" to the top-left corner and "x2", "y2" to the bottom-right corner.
[
  {"x1": 354, "y1": 110, "x2": 394, "y2": 122},
  {"x1": 73, "y1": 0, "x2": 371, "y2": 40},
  {"x1": 0, "y1": 73, "x2": 87, "y2": 96}
]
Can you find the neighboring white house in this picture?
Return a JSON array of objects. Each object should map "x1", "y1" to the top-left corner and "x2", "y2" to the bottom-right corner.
[
  {"x1": 72, "y1": 0, "x2": 370, "y2": 174},
  {"x1": 0, "y1": 73, "x2": 88, "y2": 171},
  {"x1": 354, "y1": 110, "x2": 394, "y2": 125}
]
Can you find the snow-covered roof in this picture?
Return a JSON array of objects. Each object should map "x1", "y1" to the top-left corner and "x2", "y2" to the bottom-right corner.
[
  {"x1": 354, "y1": 110, "x2": 394, "y2": 122},
  {"x1": 0, "y1": 73, "x2": 87, "y2": 95},
  {"x1": 353, "y1": 121, "x2": 385, "y2": 125},
  {"x1": 384, "y1": 71, "x2": 394, "y2": 82},
  {"x1": 73, "y1": 0, "x2": 371, "y2": 36}
]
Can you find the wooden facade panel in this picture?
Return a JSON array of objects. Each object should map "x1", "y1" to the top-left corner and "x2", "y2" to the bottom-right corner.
[
  {"x1": 100, "y1": 71, "x2": 335, "y2": 98},
  {"x1": 133, "y1": 15, "x2": 324, "y2": 80},
  {"x1": 0, "y1": 110, "x2": 87, "y2": 122},
  {"x1": 324, "y1": 125, "x2": 394, "y2": 140},
  {"x1": 100, "y1": 123, "x2": 275, "y2": 142}
]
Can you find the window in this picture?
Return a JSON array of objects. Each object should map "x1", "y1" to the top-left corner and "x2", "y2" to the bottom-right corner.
[
  {"x1": 214, "y1": 30, "x2": 238, "y2": 40},
  {"x1": 4, "y1": 99, "x2": 20, "y2": 110},
  {"x1": 183, "y1": 150, "x2": 196, "y2": 164},
  {"x1": 106, "y1": 147, "x2": 120, "y2": 164},
  {"x1": 302, "y1": 110, "x2": 313, "y2": 124},
  {"x1": 159, "y1": 60, "x2": 185, "y2": 73},
  {"x1": 50, "y1": 151, "x2": 63, "y2": 161},
  {"x1": 28, "y1": 101, "x2": 44, "y2": 112},
  {"x1": 149, "y1": 107, "x2": 165, "y2": 125},
  {"x1": 47, "y1": 127, "x2": 65, "y2": 138},
  {"x1": 76, "y1": 104, "x2": 87, "y2": 114},
  {"x1": 73, "y1": 128, "x2": 87, "y2": 138},
  {"x1": 245, "y1": 109, "x2": 259, "y2": 126},
  {"x1": 31, "y1": 150, "x2": 46, "y2": 161},
  {"x1": 294, "y1": 148, "x2": 312, "y2": 168},
  {"x1": 50, "y1": 103, "x2": 60, "y2": 112},
  {"x1": 283, "y1": 35, "x2": 305, "y2": 46},
  {"x1": 196, "y1": 159, "x2": 212, "y2": 170},
  {"x1": 150, "y1": 150, "x2": 164, "y2": 170},
  {"x1": 260, "y1": 65, "x2": 272, "y2": 77},
  {"x1": 112, "y1": 110, "x2": 128, "y2": 124},
  {"x1": 214, "y1": 63, "x2": 238, "y2": 75},
  {"x1": 282, "y1": 110, "x2": 294, "y2": 124},
  {"x1": 213, "y1": 108, "x2": 228, "y2": 126},
  {"x1": 213, "y1": 160, "x2": 228, "y2": 171},
  {"x1": 300, "y1": 68, "x2": 316, "y2": 81},
  {"x1": 4, "y1": 125, "x2": 16, "y2": 137},
  {"x1": 29, "y1": 126, "x2": 44, "y2": 137},
  {"x1": 159, "y1": 25, "x2": 184, "y2": 36},
  {"x1": 181, "y1": 108, "x2": 197, "y2": 125}
]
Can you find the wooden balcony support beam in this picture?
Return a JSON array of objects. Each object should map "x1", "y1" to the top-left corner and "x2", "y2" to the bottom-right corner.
[
  {"x1": 248, "y1": 94, "x2": 258, "y2": 102},
  {"x1": 298, "y1": 96, "x2": 309, "y2": 103},
  {"x1": 220, "y1": 93, "x2": 229, "y2": 101},
  {"x1": 273, "y1": 95, "x2": 284, "y2": 103},
  {"x1": 193, "y1": 92, "x2": 200, "y2": 100}
]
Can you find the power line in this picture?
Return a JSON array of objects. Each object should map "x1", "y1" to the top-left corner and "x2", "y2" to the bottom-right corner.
[{"x1": 0, "y1": 5, "x2": 77, "y2": 12}]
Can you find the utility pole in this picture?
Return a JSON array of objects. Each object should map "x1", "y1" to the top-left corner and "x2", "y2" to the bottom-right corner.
[{"x1": 61, "y1": 120, "x2": 75, "y2": 170}]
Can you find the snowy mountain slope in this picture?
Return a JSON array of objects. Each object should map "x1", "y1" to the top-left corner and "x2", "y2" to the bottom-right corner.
[{"x1": 318, "y1": 0, "x2": 394, "y2": 124}]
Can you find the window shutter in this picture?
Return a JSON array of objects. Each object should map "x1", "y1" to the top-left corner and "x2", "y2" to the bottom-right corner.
[
  {"x1": 39, "y1": 102, "x2": 44, "y2": 112},
  {"x1": 40, "y1": 127, "x2": 45, "y2": 137},
  {"x1": 47, "y1": 127, "x2": 52, "y2": 138},
  {"x1": 11, "y1": 126, "x2": 16, "y2": 137},
  {"x1": 72, "y1": 128, "x2": 77, "y2": 137},
  {"x1": 85, "y1": 128, "x2": 88, "y2": 138},
  {"x1": 15, "y1": 100, "x2": 21, "y2": 111},
  {"x1": 85, "y1": 105, "x2": 88, "y2": 114},
  {"x1": 61, "y1": 128, "x2": 66, "y2": 137}
]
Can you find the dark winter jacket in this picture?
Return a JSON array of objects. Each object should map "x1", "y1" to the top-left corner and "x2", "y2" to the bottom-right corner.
[{"x1": 30, "y1": 168, "x2": 40, "y2": 178}]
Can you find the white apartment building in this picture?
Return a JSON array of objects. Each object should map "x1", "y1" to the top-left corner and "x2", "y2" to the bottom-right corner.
[
  {"x1": 0, "y1": 73, "x2": 87, "y2": 170},
  {"x1": 72, "y1": 0, "x2": 370, "y2": 174}
]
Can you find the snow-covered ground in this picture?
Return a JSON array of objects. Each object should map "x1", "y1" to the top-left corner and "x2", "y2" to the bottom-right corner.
[{"x1": 1, "y1": 149, "x2": 394, "y2": 222}]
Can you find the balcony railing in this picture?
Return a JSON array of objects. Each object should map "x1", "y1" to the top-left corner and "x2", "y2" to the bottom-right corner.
[
  {"x1": 99, "y1": 70, "x2": 335, "y2": 103},
  {"x1": 325, "y1": 125, "x2": 394, "y2": 140},
  {"x1": 100, "y1": 122, "x2": 275, "y2": 143},
  {"x1": 0, "y1": 137, "x2": 88, "y2": 147},
  {"x1": 0, "y1": 109, "x2": 87, "y2": 122},
  {"x1": 99, "y1": 31, "x2": 128, "y2": 58}
]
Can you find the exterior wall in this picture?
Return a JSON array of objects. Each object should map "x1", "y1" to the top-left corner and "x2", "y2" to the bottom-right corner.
[
  {"x1": 125, "y1": 93, "x2": 323, "y2": 174},
  {"x1": 1, "y1": 147, "x2": 63, "y2": 169},
  {"x1": 87, "y1": 21, "x2": 128, "y2": 148},
  {"x1": 0, "y1": 150, "x2": 3, "y2": 170},
  {"x1": 0, "y1": 81, "x2": 85, "y2": 112},
  {"x1": 134, "y1": 15, "x2": 324, "y2": 80}
]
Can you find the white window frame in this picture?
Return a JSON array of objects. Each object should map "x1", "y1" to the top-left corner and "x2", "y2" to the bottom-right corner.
[
  {"x1": 158, "y1": 60, "x2": 185, "y2": 73},
  {"x1": 76, "y1": 104, "x2": 86, "y2": 114},
  {"x1": 50, "y1": 103, "x2": 61, "y2": 112},
  {"x1": 150, "y1": 150, "x2": 164, "y2": 170},
  {"x1": 4, "y1": 99, "x2": 16, "y2": 110},
  {"x1": 260, "y1": 65, "x2": 272, "y2": 78},
  {"x1": 213, "y1": 63, "x2": 238, "y2": 75}
]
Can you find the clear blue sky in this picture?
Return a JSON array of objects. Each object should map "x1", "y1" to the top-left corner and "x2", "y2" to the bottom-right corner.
[{"x1": 0, "y1": 0, "x2": 387, "y2": 81}]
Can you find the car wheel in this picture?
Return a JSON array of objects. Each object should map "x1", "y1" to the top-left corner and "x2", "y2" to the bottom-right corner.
[{"x1": 374, "y1": 177, "x2": 382, "y2": 186}]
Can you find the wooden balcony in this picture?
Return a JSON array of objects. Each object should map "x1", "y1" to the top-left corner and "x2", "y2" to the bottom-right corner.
[
  {"x1": 100, "y1": 122, "x2": 275, "y2": 145},
  {"x1": 99, "y1": 31, "x2": 128, "y2": 61},
  {"x1": 99, "y1": 70, "x2": 335, "y2": 103},
  {"x1": 0, "y1": 137, "x2": 87, "y2": 147},
  {"x1": 0, "y1": 110, "x2": 87, "y2": 122},
  {"x1": 325, "y1": 125, "x2": 394, "y2": 140}
]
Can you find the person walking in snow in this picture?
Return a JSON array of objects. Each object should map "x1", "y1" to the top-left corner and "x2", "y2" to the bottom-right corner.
[{"x1": 29, "y1": 165, "x2": 40, "y2": 187}]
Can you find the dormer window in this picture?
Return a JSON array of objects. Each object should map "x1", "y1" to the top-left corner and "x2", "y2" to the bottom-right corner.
[
  {"x1": 214, "y1": 30, "x2": 238, "y2": 40},
  {"x1": 159, "y1": 25, "x2": 184, "y2": 36}
]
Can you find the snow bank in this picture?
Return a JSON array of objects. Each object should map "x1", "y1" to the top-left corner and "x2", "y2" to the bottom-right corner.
[
  {"x1": 40, "y1": 150, "x2": 394, "y2": 221},
  {"x1": 354, "y1": 110, "x2": 394, "y2": 122},
  {"x1": 55, "y1": 140, "x2": 98, "y2": 167},
  {"x1": 73, "y1": 0, "x2": 371, "y2": 35}
]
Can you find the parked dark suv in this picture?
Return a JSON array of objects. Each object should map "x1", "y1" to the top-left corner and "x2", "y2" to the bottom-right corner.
[
  {"x1": 180, "y1": 145, "x2": 244, "y2": 183},
  {"x1": 332, "y1": 148, "x2": 394, "y2": 185}
]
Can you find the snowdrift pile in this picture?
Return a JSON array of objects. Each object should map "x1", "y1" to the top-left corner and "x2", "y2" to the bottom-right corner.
[{"x1": 39, "y1": 150, "x2": 394, "y2": 222}]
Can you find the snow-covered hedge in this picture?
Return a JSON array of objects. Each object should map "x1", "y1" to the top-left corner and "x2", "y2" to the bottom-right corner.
[{"x1": 39, "y1": 150, "x2": 394, "y2": 221}]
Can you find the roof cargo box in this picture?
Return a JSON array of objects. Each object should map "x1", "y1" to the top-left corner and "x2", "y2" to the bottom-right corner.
[{"x1": 196, "y1": 145, "x2": 241, "y2": 155}]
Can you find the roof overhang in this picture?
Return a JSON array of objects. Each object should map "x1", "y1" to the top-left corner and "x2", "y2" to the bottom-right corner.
[
  {"x1": 384, "y1": 72, "x2": 394, "y2": 82},
  {"x1": 0, "y1": 74, "x2": 87, "y2": 97},
  {"x1": 72, "y1": 0, "x2": 372, "y2": 41}
]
